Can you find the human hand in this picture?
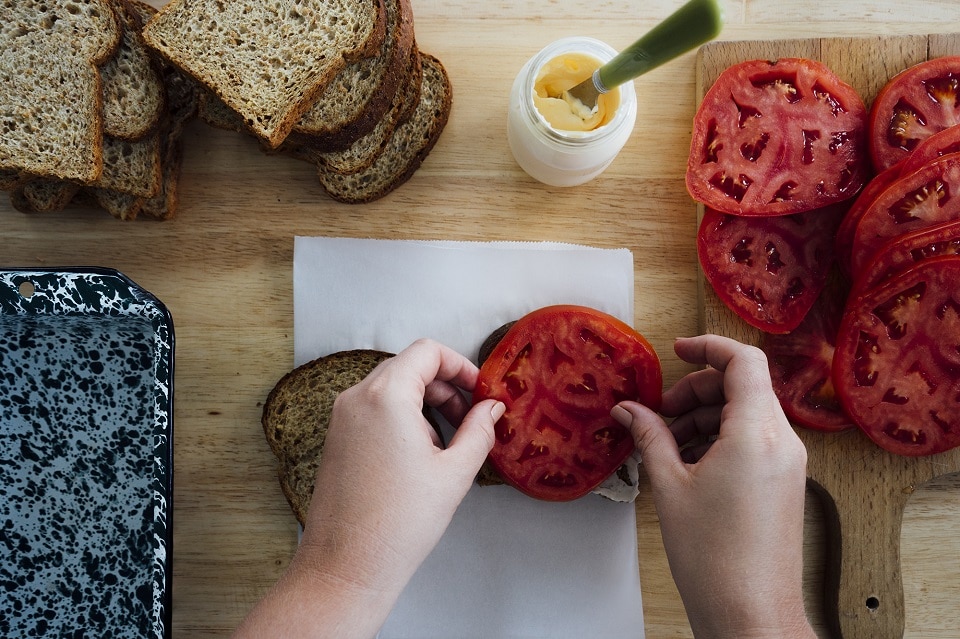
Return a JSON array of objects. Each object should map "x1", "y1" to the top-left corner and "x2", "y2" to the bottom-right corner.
[
  {"x1": 298, "y1": 338, "x2": 503, "y2": 596},
  {"x1": 233, "y1": 339, "x2": 503, "y2": 639},
  {"x1": 612, "y1": 334, "x2": 815, "y2": 639}
]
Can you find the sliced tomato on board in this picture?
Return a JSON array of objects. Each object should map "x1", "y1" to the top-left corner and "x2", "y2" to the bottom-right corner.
[
  {"x1": 473, "y1": 305, "x2": 662, "y2": 501},
  {"x1": 834, "y1": 160, "x2": 905, "y2": 278},
  {"x1": 868, "y1": 56, "x2": 960, "y2": 173},
  {"x1": 852, "y1": 218, "x2": 960, "y2": 296},
  {"x1": 833, "y1": 256, "x2": 960, "y2": 456},
  {"x1": 687, "y1": 57, "x2": 869, "y2": 216},
  {"x1": 763, "y1": 273, "x2": 853, "y2": 432},
  {"x1": 899, "y1": 124, "x2": 960, "y2": 176},
  {"x1": 850, "y1": 153, "x2": 960, "y2": 274},
  {"x1": 698, "y1": 203, "x2": 846, "y2": 333}
]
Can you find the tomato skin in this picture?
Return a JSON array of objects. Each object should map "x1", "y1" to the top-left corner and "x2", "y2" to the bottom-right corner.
[
  {"x1": 899, "y1": 124, "x2": 960, "y2": 176},
  {"x1": 698, "y1": 204, "x2": 845, "y2": 334},
  {"x1": 474, "y1": 305, "x2": 662, "y2": 501},
  {"x1": 850, "y1": 153, "x2": 960, "y2": 275},
  {"x1": 833, "y1": 256, "x2": 960, "y2": 457},
  {"x1": 835, "y1": 161, "x2": 905, "y2": 278},
  {"x1": 852, "y1": 218, "x2": 960, "y2": 296},
  {"x1": 763, "y1": 274, "x2": 853, "y2": 432},
  {"x1": 687, "y1": 58, "x2": 869, "y2": 216},
  {"x1": 868, "y1": 56, "x2": 960, "y2": 173}
]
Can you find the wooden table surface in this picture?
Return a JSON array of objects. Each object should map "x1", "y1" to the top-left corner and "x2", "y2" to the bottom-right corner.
[{"x1": 2, "y1": 1, "x2": 958, "y2": 637}]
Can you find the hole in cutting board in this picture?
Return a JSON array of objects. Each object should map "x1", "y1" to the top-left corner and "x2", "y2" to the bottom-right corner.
[
  {"x1": 866, "y1": 596, "x2": 880, "y2": 611},
  {"x1": 17, "y1": 280, "x2": 35, "y2": 298}
]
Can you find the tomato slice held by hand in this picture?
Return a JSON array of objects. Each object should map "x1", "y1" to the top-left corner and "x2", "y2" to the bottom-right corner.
[
  {"x1": 869, "y1": 56, "x2": 960, "y2": 172},
  {"x1": 834, "y1": 256, "x2": 960, "y2": 456},
  {"x1": 474, "y1": 305, "x2": 662, "y2": 501},
  {"x1": 687, "y1": 58, "x2": 869, "y2": 216},
  {"x1": 763, "y1": 274, "x2": 853, "y2": 432},
  {"x1": 698, "y1": 203, "x2": 846, "y2": 333},
  {"x1": 850, "y1": 153, "x2": 960, "y2": 274}
]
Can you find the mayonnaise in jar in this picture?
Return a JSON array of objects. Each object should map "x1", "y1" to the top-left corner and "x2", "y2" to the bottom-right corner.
[{"x1": 508, "y1": 37, "x2": 637, "y2": 187}]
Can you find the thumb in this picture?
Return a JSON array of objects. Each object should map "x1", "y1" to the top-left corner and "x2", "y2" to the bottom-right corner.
[
  {"x1": 444, "y1": 399, "x2": 503, "y2": 477},
  {"x1": 611, "y1": 402, "x2": 684, "y2": 480}
]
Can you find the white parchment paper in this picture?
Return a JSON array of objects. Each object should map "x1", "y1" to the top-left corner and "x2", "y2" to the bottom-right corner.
[{"x1": 293, "y1": 237, "x2": 645, "y2": 639}]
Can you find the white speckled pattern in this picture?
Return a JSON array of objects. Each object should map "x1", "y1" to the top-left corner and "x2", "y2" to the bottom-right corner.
[{"x1": 0, "y1": 269, "x2": 173, "y2": 638}]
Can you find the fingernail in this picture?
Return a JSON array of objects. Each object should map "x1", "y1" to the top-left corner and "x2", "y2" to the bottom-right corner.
[
  {"x1": 490, "y1": 401, "x2": 506, "y2": 422},
  {"x1": 610, "y1": 404, "x2": 632, "y2": 427}
]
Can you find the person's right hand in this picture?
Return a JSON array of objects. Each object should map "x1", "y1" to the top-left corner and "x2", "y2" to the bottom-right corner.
[{"x1": 612, "y1": 334, "x2": 816, "y2": 639}]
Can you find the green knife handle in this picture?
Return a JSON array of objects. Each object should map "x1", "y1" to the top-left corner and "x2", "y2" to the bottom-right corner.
[{"x1": 597, "y1": 0, "x2": 723, "y2": 90}]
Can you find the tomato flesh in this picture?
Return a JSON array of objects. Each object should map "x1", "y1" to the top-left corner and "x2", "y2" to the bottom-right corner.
[
  {"x1": 687, "y1": 58, "x2": 869, "y2": 216},
  {"x1": 835, "y1": 161, "x2": 905, "y2": 278},
  {"x1": 698, "y1": 204, "x2": 845, "y2": 333},
  {"x1": 869, "y1": 56, "x2": 960, "y2": 172},
  {"x1": 763, "y1": 274, "x2": 853, "y2": 432},
  {"x1": 853, "y1": 218, "x2": 960, "y2": 296},
  {"x1": 899, "y1": 124, "x2": 960, "y2": 176},
  {"x1": 474, "y1": 305, "x2": 662, "y2": 501},
  {"x1": 834, "y1": 256, "x2": 960, "y2": 456},
  {"x1": 850, "y1": 153, "x2": 960, "y2": 274}
]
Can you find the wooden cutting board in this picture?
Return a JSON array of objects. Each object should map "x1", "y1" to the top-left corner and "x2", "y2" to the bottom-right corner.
[{"x1": 696, "y1": 34, "x2": 960, "y2": 639}]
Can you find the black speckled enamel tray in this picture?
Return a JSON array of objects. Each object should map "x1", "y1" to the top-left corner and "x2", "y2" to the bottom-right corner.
[{"x1": 0, "y1": 268, "x2": 173, "y2": 638}]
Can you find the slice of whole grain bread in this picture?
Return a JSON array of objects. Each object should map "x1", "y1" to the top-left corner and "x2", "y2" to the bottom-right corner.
[
  {"x1": 287, "y1": 0, "x2": 415, "y2": 151},
  {"x1": 101, "y1": 0, "x2": 165, "y2": 140},
  {"x1": 94, "y1": 134, "x2": 163, "y2": 198},
  {"x1": 142, "y1": 0, "x2": 386, "y2": 148},
  {"x1": 282, "y1": 44, "x2": 423, "y2": 176},
  {"x1": 261, "y1": 349, "x2": 393, "y2": 526},
  {"x1": 9, "y1": 178, "x2": 81, "y2": 214},
  {"x1": 316, "y1": 52, "x2": 451, "y2": 203},
  {"x1": 0, "y1": 0, "x2": 121, "y2": 182}
]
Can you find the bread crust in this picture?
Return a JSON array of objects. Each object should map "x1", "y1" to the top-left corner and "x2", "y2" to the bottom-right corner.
[
  {"x1": 0, "y1": 0, "x2": 122, "y2": 182},
  {"x1": 288, "y1": 0, "x2": 416, "y2": 149},
  {"x1": 317, "y1": 52, "x2": 452, "y2": 204},
  {"x1": 281, "y1": 45, "x2": 423, "y2": 176},
  {"x1": 261, "y1": 349, "x2": 394, "y2": 526},
  {"x1": 142, "y1": 0, "x2": 388, "y2": 148}
]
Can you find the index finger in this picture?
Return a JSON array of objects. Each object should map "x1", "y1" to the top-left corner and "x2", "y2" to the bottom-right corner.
[
  {"x1": 674, "y1": 334, "x2": 774, "y2": 404},
  {"x1": 376, "y1": 338, "x2": 480, "y2": 395}
]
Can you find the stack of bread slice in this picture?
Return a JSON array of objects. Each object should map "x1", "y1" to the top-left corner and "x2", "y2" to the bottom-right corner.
[
  {"x1": 0, "y1": 0, "x2": 199, "y2": 220},
  {"x1": 142, "y1": 0, "x2": 452, "y2": 204}
]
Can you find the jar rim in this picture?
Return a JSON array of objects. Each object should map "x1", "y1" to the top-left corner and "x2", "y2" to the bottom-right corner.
[{"x1": 519, "y1": 37, "x2": 638, "y2": 148}]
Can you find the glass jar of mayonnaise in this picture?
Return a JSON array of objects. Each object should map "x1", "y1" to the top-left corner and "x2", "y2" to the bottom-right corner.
[{"x1": 508, "y1": 36, "x2": 638, "y2": 187}]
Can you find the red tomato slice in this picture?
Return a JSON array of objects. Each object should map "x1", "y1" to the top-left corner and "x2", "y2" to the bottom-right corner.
[
  {"x1": 687, "y1": 58, "x2": 869, "y2": 216},
  {"x1": 850, "y1": 153, "x2": 960, "y2": 274},
  {"x1": 899, "y1": 124, "x2": 960, "y2": 176},
  {"x1": 869, "y1": 56, "x2": 960, "y2": 172},
  {"x1": 834, "y1": 161, "x2": 904, "y2": 278},
  {"x1": 834, "y1": 256, "x2": 960, "y2": 456},
  {"x1": 853, "y1": 218, "x2": 960, "y2": 296},
  {"x1": 698, "y1": 203, "x2": 846, "y2": 333},
  {"x1": 474, "y1": 305, "x2": 662, "y2": 501},
  {"x1": 763, "y1": 274, "x2": 853, "y2": 432}
]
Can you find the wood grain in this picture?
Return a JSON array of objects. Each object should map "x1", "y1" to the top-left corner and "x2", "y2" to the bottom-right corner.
[
  {"x1": 1, "y1": 0, "x2": 958, "y2": 636},
  {"x1": 696, "y1": 34, "x2": 960, "y2": 639}
]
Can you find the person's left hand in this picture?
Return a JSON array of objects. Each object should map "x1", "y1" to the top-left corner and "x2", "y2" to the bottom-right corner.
[{"x1": 298, "y1": 338, "x2": 504, "y2": 595}]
